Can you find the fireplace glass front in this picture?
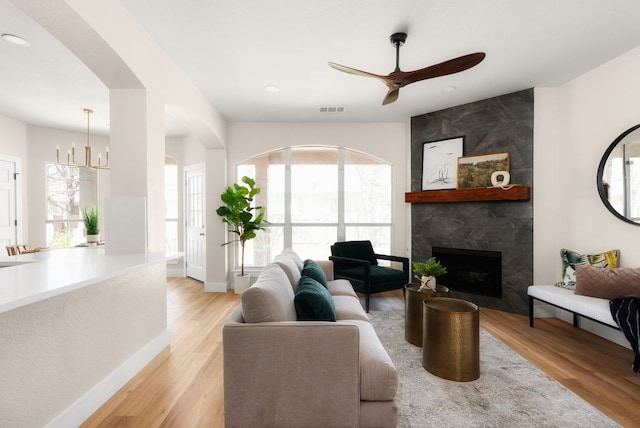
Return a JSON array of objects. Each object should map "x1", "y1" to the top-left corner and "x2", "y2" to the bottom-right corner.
[{"x1": 431, "y1": 247, "x2": 502, "y2": 298}]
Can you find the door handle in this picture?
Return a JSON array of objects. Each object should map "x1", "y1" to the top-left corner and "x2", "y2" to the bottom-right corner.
[{"x1": 199, "y1": 233, "x2": 205, "y2": 236}]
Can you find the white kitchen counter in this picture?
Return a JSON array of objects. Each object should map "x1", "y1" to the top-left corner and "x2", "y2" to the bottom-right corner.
[
  {"x1": 0, "y1": 247, "x2": 175, "y2": 314},
  {"x1": 0, "y1": 247, "x2": 177, "y2": 427}
]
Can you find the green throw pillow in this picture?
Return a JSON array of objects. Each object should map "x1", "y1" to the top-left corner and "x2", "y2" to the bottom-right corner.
[
  {"x1": 556, "y1": 248, "x2": 620, "y2": 290},
  {"x1": 294, "y1": 276, "x2": 337, "y2": 321},
  {"x1": 302, "y1": 259, "x2": 328, "y2": 288}
]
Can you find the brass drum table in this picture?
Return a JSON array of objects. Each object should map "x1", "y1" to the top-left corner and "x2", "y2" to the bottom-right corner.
[
  {"x1": 422, "y1": 297, "x2": 480, "y2": 382},
  {"x1": 404, "y1": 283, "x2": 450, "y2": 346}
]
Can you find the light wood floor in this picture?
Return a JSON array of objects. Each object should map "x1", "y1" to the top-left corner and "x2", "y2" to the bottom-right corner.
[{"x1": 82, "y1": 277, "x2": 640, "y2": 427}]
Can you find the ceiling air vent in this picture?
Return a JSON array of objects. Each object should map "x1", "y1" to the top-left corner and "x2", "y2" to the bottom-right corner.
[{"x1": 319, "y1": 106, "x2": 345, "y2": 113}]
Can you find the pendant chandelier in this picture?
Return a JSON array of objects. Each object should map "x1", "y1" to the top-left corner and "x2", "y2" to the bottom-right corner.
[{"x1": 56, "y1": 108, "x2": 109, "y2": 170}]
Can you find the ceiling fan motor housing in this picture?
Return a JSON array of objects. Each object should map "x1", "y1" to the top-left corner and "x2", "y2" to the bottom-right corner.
[{"x1": 390, "y1": 32, "x2": 407, "y2": 47}]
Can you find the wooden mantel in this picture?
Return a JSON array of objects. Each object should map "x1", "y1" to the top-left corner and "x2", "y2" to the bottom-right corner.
[{"x1": 405, "y1": 185, "x2": 530, "y2": 204}]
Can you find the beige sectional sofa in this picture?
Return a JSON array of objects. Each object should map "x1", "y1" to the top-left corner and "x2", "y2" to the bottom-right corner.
[{"x1": 223, "y1": 249, "x2": 398, "y2": 428}]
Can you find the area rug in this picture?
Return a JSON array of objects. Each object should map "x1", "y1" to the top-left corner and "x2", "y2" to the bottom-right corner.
[{"x1": 367, "y1": 310, "x2": 619, "y2": 428}]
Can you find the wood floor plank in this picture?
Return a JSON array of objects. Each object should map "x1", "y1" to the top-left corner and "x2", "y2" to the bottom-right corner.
[{"x1": 81, "y1": 279, "x2": 640, "y2": 427}]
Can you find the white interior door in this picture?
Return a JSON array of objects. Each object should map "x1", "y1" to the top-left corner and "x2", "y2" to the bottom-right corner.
[
  {"x1": 185, "y1": 166, "x2": 206, "y2": 282},
  {"x1": 0, "y1": 159, "x2": 17, "y2": 249}
]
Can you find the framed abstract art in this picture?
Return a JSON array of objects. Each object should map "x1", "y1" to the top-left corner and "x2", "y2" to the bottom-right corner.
[{"x1": 421, "y1": 136, "x2": 464, "y2": 190}]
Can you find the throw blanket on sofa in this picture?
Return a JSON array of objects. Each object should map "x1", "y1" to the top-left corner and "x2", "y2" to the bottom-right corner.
[{"x1": 610, "y1": 297, "x2": 640, "y2": 372}]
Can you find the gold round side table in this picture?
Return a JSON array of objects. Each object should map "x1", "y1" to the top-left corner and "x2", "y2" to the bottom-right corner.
[
  {"x1": 422, "y1": 297, "x2": 480, "y2": 382},
  {"x1": 404, "y1": 283, "x2": 450, "y2": 346}
]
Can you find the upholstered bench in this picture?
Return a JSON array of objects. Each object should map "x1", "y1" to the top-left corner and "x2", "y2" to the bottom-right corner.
[{"x1": 527, "y1": 285, "x2": 619, "y2": 330}]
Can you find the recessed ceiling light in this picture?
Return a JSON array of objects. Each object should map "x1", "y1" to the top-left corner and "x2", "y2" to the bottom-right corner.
[
  {"x1": 442, "y1": 85, "x2": 457, "y2": 93},
  {"x1": 2, "y1": 33, "x2": 30, "y2": 47},
  {"x1": 265, "y1": 85, "x2": 280, "y2": 93}
]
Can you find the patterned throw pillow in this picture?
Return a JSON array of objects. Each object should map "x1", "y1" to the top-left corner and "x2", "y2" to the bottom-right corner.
[{"x1": 555, "y1": 248, "x2": 620, "y2": 290}]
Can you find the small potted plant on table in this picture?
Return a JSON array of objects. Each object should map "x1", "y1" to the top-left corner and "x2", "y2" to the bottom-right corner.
[
  {"x1": 413, "y1": 257, "x2": 447, "y2": 292},
  {"x1": 404, "y1": 256, "x2": 449, "y2": 346}
]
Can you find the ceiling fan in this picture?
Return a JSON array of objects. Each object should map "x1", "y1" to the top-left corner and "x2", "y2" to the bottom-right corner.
[{"x1": 329, "y1": 32, "x2": 485, "y2": 105}]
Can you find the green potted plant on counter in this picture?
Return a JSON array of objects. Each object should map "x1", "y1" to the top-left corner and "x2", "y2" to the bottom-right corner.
[
  {"x1": 82, "y1": 205, "x2": 100, "y2": 243},
  {"x1": 216, "y1": 176, "x2": 268, "y2": 294}
]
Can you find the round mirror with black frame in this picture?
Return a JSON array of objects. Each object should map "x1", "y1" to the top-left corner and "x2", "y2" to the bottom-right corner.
[{"x1": 597, "y1": 123, "x2": 640, "y2": 226}]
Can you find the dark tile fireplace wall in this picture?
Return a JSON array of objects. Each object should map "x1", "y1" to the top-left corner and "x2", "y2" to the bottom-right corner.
[{"x1": 410, "y1": 89, "x2": 533, "y2": 315}]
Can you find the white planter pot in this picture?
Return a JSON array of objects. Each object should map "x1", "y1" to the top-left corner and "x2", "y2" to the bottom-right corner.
[
  {"x1": 419, "y1": 275, "x2": 437, "y2": 292},
  {"x1": 234, "y1": 274, "x2": 251, "y2": 294},
  {"x1": 86, "y1": 234, "x2": 100, "y2": 243}
]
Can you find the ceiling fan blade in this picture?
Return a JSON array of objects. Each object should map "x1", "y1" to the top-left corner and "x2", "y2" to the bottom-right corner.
[
  {"x1": 382, "y1": 87, "x2": 400, "y2": 105},
  {"x1": 403, "y1": 52, "x2": 486, "y2": 85},
  {"x1": 328, "y1": 62, "x2": 386, "y2": 80}
]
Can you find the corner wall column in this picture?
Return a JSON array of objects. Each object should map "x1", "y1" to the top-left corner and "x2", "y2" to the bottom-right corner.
[
  {"x1": 108, "y1": 89, "x2": 166, "y2": 253},
  {"x1": 205, "y1": 148, "x2": 228, "y2": 291}
]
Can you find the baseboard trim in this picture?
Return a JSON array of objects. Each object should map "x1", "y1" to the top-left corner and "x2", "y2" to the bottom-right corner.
[
  {"x1": 167, "y1": 267, "x2": 185, "y2": 277},
  {"x1": 46, "y1": 331, "x2": 171, "y2": 428},
  {"x1": 205, "y1": 281, "x2": 229, "y2": 292}
]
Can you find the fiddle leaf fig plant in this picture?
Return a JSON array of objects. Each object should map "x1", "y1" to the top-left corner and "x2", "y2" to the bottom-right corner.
[
  {"x1": 412, "y1": 257, "x2": 447, "y2": 292},
  {"x1": 216, "y1": 176, "x2": 268, "y2": 276}
]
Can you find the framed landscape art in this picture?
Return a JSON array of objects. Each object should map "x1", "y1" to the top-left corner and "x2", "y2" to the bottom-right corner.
[
  {"x1": 421, "y1": 136, "x2": 464, "y2": 190},
  {"x1": 457, "y1": 152, "x2": 510, "y2": 189}
]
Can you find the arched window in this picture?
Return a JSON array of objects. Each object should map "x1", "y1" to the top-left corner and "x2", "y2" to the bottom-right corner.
[{"x1": 237, "y1": 146, "x2": 392, "y2": 269}]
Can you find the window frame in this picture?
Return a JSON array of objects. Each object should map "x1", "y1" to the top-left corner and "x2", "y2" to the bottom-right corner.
[{"x1": 236, "y1": 146, "x2": 393, "y2": 268}]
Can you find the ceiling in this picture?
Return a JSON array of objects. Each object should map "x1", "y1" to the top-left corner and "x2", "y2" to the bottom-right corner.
[{"x1": 2, "y1": 0, "x2": 640, "y2": 136}]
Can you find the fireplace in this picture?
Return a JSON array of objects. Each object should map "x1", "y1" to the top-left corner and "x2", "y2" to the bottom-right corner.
[{"x1": 431, "y1": 247, "x2": 502, "y2": 298}]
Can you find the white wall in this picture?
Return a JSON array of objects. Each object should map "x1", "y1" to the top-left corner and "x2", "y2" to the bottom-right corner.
[
  {"x1": 227, "y1": 122, "x2": 410, "y2": 259},
  {"x1": 534, "y1": 45, "x2": 640, "y2": 285}
]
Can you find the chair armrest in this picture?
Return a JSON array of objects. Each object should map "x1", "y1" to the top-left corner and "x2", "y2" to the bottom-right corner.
[
  {"x1": 329, "y1": 255, "x2": 372, "y2": 293},
  {"x1": 375, "y1": 253, "x2": 408, "y2": 264},
  {"x1": 329, "y1": 255, "x2": 372, "y2": 268},
  {"x1": 375, "y1": 254, "x2": 410, "y2": 279},
  {"x1": 223, "y1": 320, "x2": 360, "y2": 428}
]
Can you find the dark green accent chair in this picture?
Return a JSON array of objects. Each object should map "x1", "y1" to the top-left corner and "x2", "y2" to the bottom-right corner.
[{"x1": 329, "y1": 240, "x2": 410, "y2": 312}]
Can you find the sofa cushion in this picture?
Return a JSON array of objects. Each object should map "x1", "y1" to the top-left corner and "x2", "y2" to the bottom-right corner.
[
  {"x1": 282, "y1": 248, "x2": 304, "y2": 271},
  {"x1": 338, "y1": 320, "x2": 398, "y2": 401},
  {"x1": 302, "y1": 259, "x2": 329, "y2": 288},
  {"x1": 294, "y1": 276, "x2": 337, "y2": 321},
  {"x1": 327, "y1": 279, "x2": 358, "y2": 298},
  {"x1": 333, "y1": 295, "x2": 370, "y2": 321},
  {"x1": 313, "y1": 259, "x2": 335, "y2": 281},
  {"x1": 575, "y1": 265, "x2": 640, "y2": 299},
  {"x1": 556, "y1": 248, "x2": 620, "y2": 290},
  {"x1": 241, "y1": 264, "x2": 297, "y2": 323},
  {"x1": 273, "y1": 253, "x2": 302, "y2": 292}
]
